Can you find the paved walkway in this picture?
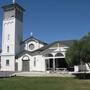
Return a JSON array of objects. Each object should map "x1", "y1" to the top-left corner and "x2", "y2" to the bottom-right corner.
[
  {"x1": 15, "y1": 71, "x2": 75, "y2": 77},
  {"x1": 0, "y1": 71, "x2": 15, "y2": 78}
]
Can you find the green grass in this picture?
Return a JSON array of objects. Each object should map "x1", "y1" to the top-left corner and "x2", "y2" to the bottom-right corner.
[{"x1": 0, "y1": 77, "x2": 90, "y2": 90}]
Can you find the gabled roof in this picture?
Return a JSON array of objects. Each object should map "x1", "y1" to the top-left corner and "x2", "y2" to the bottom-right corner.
[
  {"x1": 58, "y1": 40, "x2": 77, "y2": 47},
  {"x1": 16, "y1": 40, "x2": 76, "y2": 58},
  {"x1": 15, "y1": 49, "x2": 43, "y2": 58},
  {"x1": 21, "y1": 36, "x2": 48, "y2": 45},
  {"x1": 32, "y1": 40, "x2": 76, "y2": 52},
  {"x1": 15, "y1": 50, "x2": 33, "y2": 58}
]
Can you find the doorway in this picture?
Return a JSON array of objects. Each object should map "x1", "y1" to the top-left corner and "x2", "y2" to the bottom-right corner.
[{"x1": 22, "y1": 60, "x2": 30, "y2": 71}]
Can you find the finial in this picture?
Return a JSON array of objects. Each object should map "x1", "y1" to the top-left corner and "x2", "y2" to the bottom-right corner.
[
  {"x1": 30, "y1": 32, "x2": 33, "y2": 37},
  {"x1": 13, "y1": 0, "x2": 15, "y2": 4}
]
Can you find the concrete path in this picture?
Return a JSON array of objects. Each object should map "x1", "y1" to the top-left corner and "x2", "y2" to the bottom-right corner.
[
  {"x1": 0, "y1": 71, "x2": 15, "y2": 78},
  {"x1": 15, "y1": 72, "x2": 75, "y2": 77}
]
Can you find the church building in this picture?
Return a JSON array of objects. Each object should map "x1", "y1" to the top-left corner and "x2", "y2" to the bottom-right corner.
[{"x1": 0, "y1": 2, "x2": 75, "y2": 72}]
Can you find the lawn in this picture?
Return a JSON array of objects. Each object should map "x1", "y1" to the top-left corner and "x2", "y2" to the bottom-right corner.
[{"x1": 0, "y1": 77, "x2": 90, "y2": 90}]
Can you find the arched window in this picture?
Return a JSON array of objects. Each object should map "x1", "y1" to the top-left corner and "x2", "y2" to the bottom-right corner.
[
  {"x1": 45, "y1": 53, "x2": 53, "y2": 57},
  {"x1": 55, "y1": 53, "x2": 64, "y2": 57},
  {"x1": 22, "y1": 55, "x2": 29, "y2": 61}
]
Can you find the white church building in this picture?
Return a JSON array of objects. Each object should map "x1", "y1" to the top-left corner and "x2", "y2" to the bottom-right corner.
[{"x1": 0, "y1": 2, "x2": 75, "y2": 72}]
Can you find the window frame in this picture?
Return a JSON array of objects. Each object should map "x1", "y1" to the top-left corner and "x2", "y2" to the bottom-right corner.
[
  {"x1": 34, "y1": 57, "x2": 36, "y2": 67},
  {"x1": 29, "y1": 44, "x2": 34, "y2": 50},
  {"x1": 6, "y1": 59, "x2": 10, "y2": 66},
  {"x1": 7, "y1": 46, "x2": 9, "y2": 52}
]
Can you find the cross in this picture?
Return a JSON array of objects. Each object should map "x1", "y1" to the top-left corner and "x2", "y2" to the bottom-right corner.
[
  {"x1": 30, "y1": 32, "x2": 33, "y2": 37},
  {"x1": 13, "y1": 0, "x2": 15, "y2": 4}
]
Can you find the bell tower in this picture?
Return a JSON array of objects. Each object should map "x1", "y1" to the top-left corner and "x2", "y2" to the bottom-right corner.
[{"x1": 1, "y1": 2, "x2": 25, "y2": 71}]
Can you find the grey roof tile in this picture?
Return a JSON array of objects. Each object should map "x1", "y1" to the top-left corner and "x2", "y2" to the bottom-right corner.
[{"x1": 16, "y1": 40, "x2": 76, "y2": 58}]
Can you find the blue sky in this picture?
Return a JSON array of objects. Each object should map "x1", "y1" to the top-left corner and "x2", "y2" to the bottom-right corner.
[{"x1": 0, "y1": 0, "x2": 90, "y2": 46}]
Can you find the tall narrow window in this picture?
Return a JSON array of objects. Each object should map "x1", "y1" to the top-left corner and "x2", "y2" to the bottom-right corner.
[
  {"x1": 34, "y1": 60, "x2": 36, "y2": 67},
  {"x1": 8, "y1": 34, "x2": 10, "y2": 40},
  {"x1": 6, "y1": 59, "x2": 9, "y2": 66},
  {"x1": 7, "y1": 46, "x2": 9, "y2": 52},
  {"x1": 34, "y1": 57, "x2": 36, "y2": 67}
]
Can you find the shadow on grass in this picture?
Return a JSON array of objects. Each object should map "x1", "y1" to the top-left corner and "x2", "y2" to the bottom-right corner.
[{"x1": 73, "y1": 73, "x2": 90, "y2": 79}]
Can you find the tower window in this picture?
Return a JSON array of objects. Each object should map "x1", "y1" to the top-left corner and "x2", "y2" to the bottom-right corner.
[
  {"x1": 6, "y1": 59, "x2": 9, "y2": 66},
  {"x1": 8, "y1": 34, "x2": 10, "y2": 40},
  {"x1": 7, "y1": 46, "x2": 9, "y2": 52},
  {"x1": 11, "y1": 15, "x2": 14, "y2": 18}
]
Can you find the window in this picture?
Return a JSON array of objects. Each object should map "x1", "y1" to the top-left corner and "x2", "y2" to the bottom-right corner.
[
  {"x1": 29, "y1": 44, "x2": 34, "y2": 50},
  {"x1": 7, "y1": 46, "x2": 9, "y2": 52},
  {"x1": 11, "y1": 15, "x2": 14, "y2": 18},
  {"x1": 6, "y1": 59, "x2": 9, "y2": 66},
  {"x1": 34, "y1": 57, "x2": 36, "y2": 67},
  {"x1": 34, "y1": 60, "x2": 36, "y2": 67},
  {"x1": 8, "y1": 34, "x2": 10, "y2": 40}
]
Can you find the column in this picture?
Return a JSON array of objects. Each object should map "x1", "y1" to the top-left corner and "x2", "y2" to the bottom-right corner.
[
  {"x1": 48, "y1": 59, "x2": 50, "y2": 70},
  {"x1": 53, "y1": 58, "x2": 55, "y2": 71}
]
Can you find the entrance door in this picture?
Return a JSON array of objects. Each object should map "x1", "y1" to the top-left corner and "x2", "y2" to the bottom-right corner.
[{"x1": 22, "y1": 60, "x2": 29, "y2": 71}]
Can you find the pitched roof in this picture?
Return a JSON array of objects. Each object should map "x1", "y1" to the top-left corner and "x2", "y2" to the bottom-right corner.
[
  {"x1": 15, "y1": 50, "x2": 33, "y2": 58},
  {"x1": 32, "y1": 40, "x2": 76, "y2": 52},
  {"x1": 58, "y1": 40, "x2": 76, "y2": 47},
  {"x1": 15, "y1": 49, "x2": 43, "y2": 58},
  {"x1": 21, "y1": 36, "x2": 48, "y2": 45},
  {"x1": 2, "y1": 3, "x2": 25, "y2": 11},
  {"x1": 16, "y1": 40, "x2": 76, "y2": 58}
]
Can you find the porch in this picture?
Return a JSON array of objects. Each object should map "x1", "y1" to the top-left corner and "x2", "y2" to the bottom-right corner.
[{"x1": 45, "y1": 53, "x2": 68, "y2": 72}]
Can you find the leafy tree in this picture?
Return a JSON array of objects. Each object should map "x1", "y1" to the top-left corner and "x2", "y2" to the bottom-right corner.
[
  {"x1": 66, "y1": 41, "x2": 80, "y2": 66},
  {"x1": 66, "y1": 32, "x2": 90, "y2": 66}
]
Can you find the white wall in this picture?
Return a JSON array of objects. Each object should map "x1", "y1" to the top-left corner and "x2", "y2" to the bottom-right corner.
[
  {"x1": 17, "y1": 54, "x2": 45, "y2": 72},
  {"x1": 74, "y1": 66, "x2": 79, "y2": 72},
  {"x1": 2, "y1": 19, "x2": 15, "y2": 54},
  {"x1": 24, "y1": 41, "x2": 44, "y2": 51},
  {"x1": 1, "y1": 16, "x2": 23, "y2": 71},
  {"x1": 17, "y1": 54, "x2": 31, "y2": 71},
  {"x1": 85, "y1": 63, "x2": 90, "y2": 71},
  {"x1": 1, "y1": 56, "x2": 15, "y2": 71},
  {"x1": 30, "y1": 55, "x2": 45, "y2": 72}
]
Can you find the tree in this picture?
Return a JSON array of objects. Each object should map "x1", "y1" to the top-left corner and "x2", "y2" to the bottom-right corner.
[
  {"x1": 66, "y1": 32, "x2": 90, "y2": 66},
  {"x1": 66, "y1": 41, "x2": 80, "y2": 66}
]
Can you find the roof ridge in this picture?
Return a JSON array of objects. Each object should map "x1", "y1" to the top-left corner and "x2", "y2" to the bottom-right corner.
[{"x1": 21, "y1": 36, "x2": 48, "y2": 45}]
